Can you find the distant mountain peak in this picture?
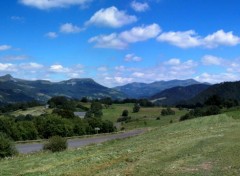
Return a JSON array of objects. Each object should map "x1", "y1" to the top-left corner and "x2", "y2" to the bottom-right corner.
[{"x1": 0, "y1": 74, "x2": 14, "y2": 81}]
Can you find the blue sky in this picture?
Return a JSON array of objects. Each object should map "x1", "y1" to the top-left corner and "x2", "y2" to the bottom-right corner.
[{"x1": 0, "y1": 0, "x2": 240, "y2": 87}]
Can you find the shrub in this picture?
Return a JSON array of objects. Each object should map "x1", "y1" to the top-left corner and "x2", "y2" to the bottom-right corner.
[
  {"x1": 161, "y1": 107, "x2": 175, "y2": 116},
  {"x1": 43, "y1": 136, "x2": 67, "y2": 152},
  {"x1": 122, "y1": 110, "x2": 129, "y2": 117},
  {"x1": 0, "y1": 133, "x2": 17, "y2": 158},
  {"x1": 156, "y1": 117, "x2": 160, "y2": 120},
  {"x1": 133, "y1": 103, "x2": 140, "y2": 113},
  {"x1": 117, "y1": 116, "x2": 131, "y2": 122}
]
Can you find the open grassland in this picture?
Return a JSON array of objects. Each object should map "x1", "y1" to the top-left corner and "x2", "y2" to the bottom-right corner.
[
  {"x1": 102, "y1": 104, "x2": 188, "y2": 130},
  {"x1": 1, "y1": 113, "x2": 240, "y2": 175},
  {"x1": 9, "y1": 106, "x2": 52, "y2": 117}
]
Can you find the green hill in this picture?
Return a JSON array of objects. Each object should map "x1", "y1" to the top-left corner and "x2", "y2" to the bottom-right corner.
[
  {"x1": 189, "y1": 81, "x2": 240, "y2": 104},
  {"x1": 1, "y1": 112, "x2": 240, "y2": 175},
  {"x1": 151, "y1": 84, "x2": 210, "y2": 105}
]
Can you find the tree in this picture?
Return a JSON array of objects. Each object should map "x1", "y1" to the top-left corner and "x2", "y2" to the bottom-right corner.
[
  {"x1": 133, "y1": 103, "x2": 140, "y2": 113},
  {"x1": 122, "y1": 110, "x2": 129, "y2": 117},
  {"x1": 90, "y1": 102, "x2": 103, "y2": 118},
  {"x1": 0, "y1": 132, "x2": 17, "y2": 158}
]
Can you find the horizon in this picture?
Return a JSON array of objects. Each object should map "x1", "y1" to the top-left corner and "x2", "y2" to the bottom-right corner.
[{"x1": 0, "y1": 0, "x2": 240, "y2": 87}]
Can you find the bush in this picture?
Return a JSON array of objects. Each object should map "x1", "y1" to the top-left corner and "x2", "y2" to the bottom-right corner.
[
  {"x1": 43, "y1": 136, "x2": 67, "y2": 152},
  {"x1": 0, "y1": 133, "x2": 17, "y2": 158},
  {"x1": 161, "y1": 107, "x2": 175, "y2": 116},
  {"x1": 117, "y1": 116, "x2": 131, "y2": 122},
  {"x1": 133, "y1": 103, "x2": 140, "y2": 113},
  {"x1": 122, "y1": 110, "x2": 129, "y2": 117}
]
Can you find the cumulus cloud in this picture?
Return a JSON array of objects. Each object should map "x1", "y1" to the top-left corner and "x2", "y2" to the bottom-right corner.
[
  {"x1": 157, "y1": 30, "x2": 201, "y2": 48},
  {"x1": 131, "y1": 1, "x2": 149, "y2": 12},
  {"x1": 89, "y1": 23, "x2": 161, "y2": 49},
  {"x1": 157, "y1": 29, "x2": 240, "y2": 48},
  {"x1": 19, "y1": 0, "x2": 92, "y2": 10},
  {"x1": 201, "y1": 55, "x2": 223, "y2": 65},
  {"x1": 132, "y1": 72, "x2": 144, "y2": 77},
  {"x1": 0, "y1": 63, "x2": 17, "y2": 72},
  {"x1": 0, "y1": 45, "x2": 12, "y2": 51},
  {"x1": 164, "y1": 58, "x2": 181, "y2": 65},
  {"x1": 120, "y1": 23, "x2": 161, "y2": 43},
  {"x1": 114, "y1": 76, "x2": 133, "y2": 84},
  {"x1": 86, "y1": 6, "x2": 137, "y2": 28},
  {"x1": 45, "y1": 32, "x2": 58, "y2": 39},
  {"x1": 203, "y1": 30, "x2": 240, "y2": 48},
  {"x1": 60, "y1": 23, "x2": 82, "y2": 33},
  {"x1": 195, "y1": 72, "x2": 238, "y2": 83},
  {"x1": 88, "y1": 33, "x2": 128, "y2": 49},
  {"x1": 49, "y1": 64, "x2": 70, "y2": 73},
  {"x1": 124, "y1": 54, "x2": 142, "y2": 62},
  {"x1": 97, "y1": 66, "x2": 108, "y2": 72}
]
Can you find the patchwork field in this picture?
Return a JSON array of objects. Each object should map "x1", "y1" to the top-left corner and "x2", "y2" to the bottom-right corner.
[{"x1": 1, "y1": 113, "x2": 240, "y2": 175}]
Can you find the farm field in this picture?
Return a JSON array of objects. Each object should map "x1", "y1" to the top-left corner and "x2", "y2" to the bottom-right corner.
[{"x1": 1, "y1": 112, "x2": 240, "y2": 175}]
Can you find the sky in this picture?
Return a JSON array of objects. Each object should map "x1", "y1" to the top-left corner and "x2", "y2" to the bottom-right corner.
[{"x1": 0, "y1": 0, "x2": 240, "y2": 87}]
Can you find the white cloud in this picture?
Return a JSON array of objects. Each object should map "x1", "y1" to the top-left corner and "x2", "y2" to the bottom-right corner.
[
  {"x1": 125, "y1": 54, "x2": 142, "y2": 62},
  {"x1": 20, "y1": 62, "x2": 44, "y2": 69},
  {"x1": 49, "y1": 64, "x2": 70, "y2": 73},
  {"x1": 88, "y1": 33, "x2": 127, "y2": 49},
  {"x1": 89, "y1": 23, "x2": 161, "y2": 49},
  {"x1": 60, "y1": 23, "x2": 82, "y2": 33},
  {"x1": 132, "y1": 72, "x2": 144, "y2": 77},
  {"x1": 195, "y1": 72, "x2": 238, "y2": 83},
  {"x1": 201, "y1": 55, "x2": 223, "y2": 65},
  {"x1": 19, "y1": 0, "x2": 92, "y2": 10},
  {"x1": 131, "y1": 1, "x2": 149, "y2": 12},
  {"x1": 45, "y1": 32, "x2": 58, "y2": 39},
  {"x1": 0, "y1": 45, "x2": 12, "y2": 51},
  {"x1": 120, "y1": 23, "x2": 161, "y2": 43},
  {"x1": 0, "y1": 63, "x2": 16, "y2": 71},
  {"x1": 86, "y1": 6, "x2": 137, "y2": 28},
  {"x1": 203, "y1": 30, "x2": 240, "y2": 48},
  {"x1": 165, "y1": 58, "x2": 180, "y2": 65},
  {"x1": 157, "y1": 29, "x2": 240, "y2": 49},
  {"x1": 157, "y1": 30, "x2": 201, "y2": 48},
  {"x1": 114, "y1": 76, "x2": 133, "y2": 84}
]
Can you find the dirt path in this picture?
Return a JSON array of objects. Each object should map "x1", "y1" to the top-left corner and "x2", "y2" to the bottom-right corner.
[{"x1": 16, "y1": 129, "x2": 146, "y2": 154}]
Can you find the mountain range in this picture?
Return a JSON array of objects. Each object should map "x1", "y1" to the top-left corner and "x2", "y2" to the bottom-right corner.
[
  {"x1": 0, "y1": 74, "x2": 125, "y2": 104},
  {"x1": 114, "y1": 79, "x2": 201, "y2": 98}
]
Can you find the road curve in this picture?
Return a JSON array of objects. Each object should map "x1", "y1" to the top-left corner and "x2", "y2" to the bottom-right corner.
[{"x1": 16, "y1": 129, "x2": 146, "y2": 154}]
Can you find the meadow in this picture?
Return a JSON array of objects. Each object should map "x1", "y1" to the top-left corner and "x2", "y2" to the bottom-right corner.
[{"x1": 1, "y1": 110, "x2": 240, "y2": 175}]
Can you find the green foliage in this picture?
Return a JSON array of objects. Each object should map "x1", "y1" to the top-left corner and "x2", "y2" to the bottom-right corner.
[
  {"x1": 0, "y1": 132, "x2": 17, "y2": 158},
  {"x1": 43, "y1": 136, "x2": 67, "y2": 152},
  {"x1": 52, "y1": 109, "x2": 75, "y2": 119},
  {"x1": 90, "y1": 102, "x2": 103, "y2": 118},
  {"x1": 17, "y1": 121, "x2": 38, "y2": 140},
  {"x1": 161, "y1": 107, "x2": 175, "y2": 116},
  {"x1": 48, "y1": 96, "x2": 75, "y2": 111},
  {"x1": 180, "y1": 105, "x2": 221, "y2": 121},
  {"x1": 122, "y1": 109, "x2": 129, "y2": 117},
  {"x1": 133, "y1": 103, "x2": 140, "y2": 113},
  {"x1": 117, "y1": 116, "x2": 131, "y2": 122}
]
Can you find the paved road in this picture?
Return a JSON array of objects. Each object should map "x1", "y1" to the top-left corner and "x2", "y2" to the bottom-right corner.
[{"x1": 16, "y1": 129, "x2": 146, "y2": 154}]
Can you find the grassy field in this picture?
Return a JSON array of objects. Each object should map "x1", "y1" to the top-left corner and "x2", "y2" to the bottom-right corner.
[
  {"x1": 102, "y1": 104, "x2": 188, "y2": 130},
  {"x1": 9, "y1": 106, "x2": 52, "y2": 117},
  {"x1": 1, "y1": 112, "x2": 240, "y2": 175}
]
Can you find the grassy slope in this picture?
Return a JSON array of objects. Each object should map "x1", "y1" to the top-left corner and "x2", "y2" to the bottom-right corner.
[{"x1": 1, "y1": 113, "x2": 240, "y2": 175}]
